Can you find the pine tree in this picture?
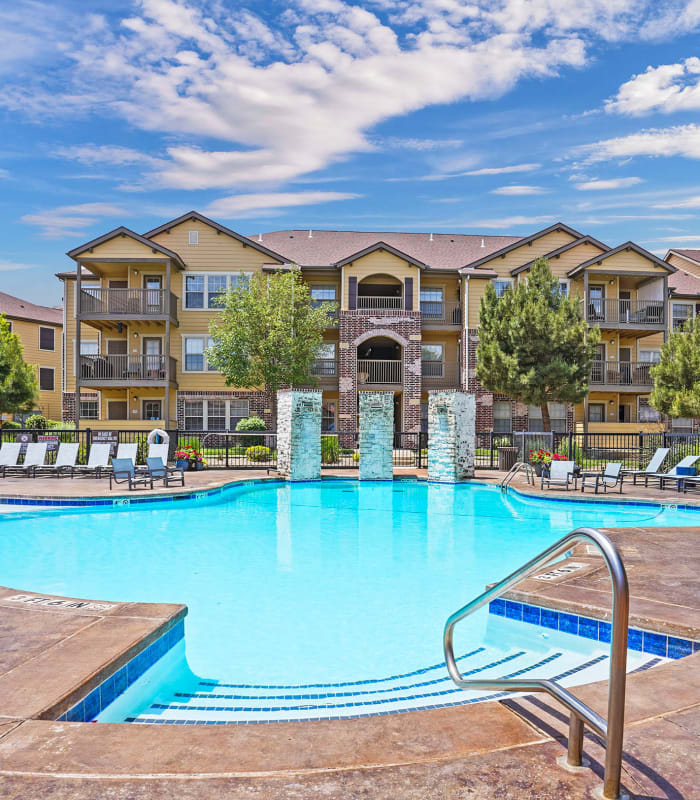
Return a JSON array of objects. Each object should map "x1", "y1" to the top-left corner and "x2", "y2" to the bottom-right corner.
[
  {"x1": 475, "y1": 258, "x2": 600, "y2": 431},
  {"x1": 650, "y1": 317, "x2": 700, "y2": 420},
  {"x1": 0, "y1": 314, "x2": 39, "y2": 418}
]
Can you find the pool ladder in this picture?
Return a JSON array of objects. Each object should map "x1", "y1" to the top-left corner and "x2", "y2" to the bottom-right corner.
[
  {"x1": 444, "y1": 527, "x2": 629, "y2": 800},
  {"x1": 499, "y1": 461, "x2": 535, "y2": 492}
]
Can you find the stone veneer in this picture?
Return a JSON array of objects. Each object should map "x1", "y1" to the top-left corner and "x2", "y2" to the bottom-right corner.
[
  {"x1": 276, "y1": 389, "x2": 322, "y2": 481},
  {"x1": 358, "y1": 391, "x2": 394, "y2": 480},
  {"x1": 427, "y1": 391, "x2": 475, "y2": 482}
]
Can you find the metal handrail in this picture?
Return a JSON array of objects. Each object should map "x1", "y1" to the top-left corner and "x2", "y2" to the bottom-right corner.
[
  {"x1": 444, "y1": 527, "x2": 629, "y2": 799},
  {"x1": 499, "y1": 461, "x2": 535, "y2": 491}
]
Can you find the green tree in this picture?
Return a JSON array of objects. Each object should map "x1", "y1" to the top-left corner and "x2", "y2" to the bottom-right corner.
[
  {"x1": 476, "y1": 258, "x2": 600, "y2": 431},
  {"x1": 650, "y1": 317, "x2": 700, "y2": 421},
  {"x1": 207, "y1": 271, "x2": 336, "y2": 416},
  {"x1": 0, "y1": 314, "x2": 39, "y2": 419}
]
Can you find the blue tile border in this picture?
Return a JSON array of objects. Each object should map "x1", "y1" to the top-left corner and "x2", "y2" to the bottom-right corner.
[
  {"x1": 58, "y1": 619, "x2": 185, "y2": 723},
  {"x1": 490, "y1": 600, "x2": 699, "y2": 660}
]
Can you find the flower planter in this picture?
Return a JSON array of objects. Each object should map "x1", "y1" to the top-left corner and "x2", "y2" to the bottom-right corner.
[
  {"x1": 176, "y1": 460, "x2": 188, "y2": 471},
  {"x1": 195, "y1": 461, "x2": 204, "y2": 471}
]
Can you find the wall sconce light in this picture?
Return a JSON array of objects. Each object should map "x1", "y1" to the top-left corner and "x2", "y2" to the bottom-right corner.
[
  {"x1": 116, "y1": 322, "x2": 123, "y2": 334},
  {"x1": 609, "y1": 400, "x2": 615, "y2": 405},
  {"x1": 133, "y1": 269, "x2": 139, "y2": 275},
  {"x1": 133, "y1": 332, "x2": 138, "y2": 338},
  {"x1": 609, "y1": 279, "x2": 614, "y2": 285},
  {"x1": 609, "y1": 339, "x2": 615, "y2": 345}
]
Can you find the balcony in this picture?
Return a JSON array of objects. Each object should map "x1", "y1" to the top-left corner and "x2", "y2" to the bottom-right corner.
[
  {"x1": 79, "y1": 354, "x2": 177, "y2": 387},
  {"x1": 420, "y1": 301, "x2": 462, "y2": 327},
  {"x1": 581, "y1": 298, "x2": 664, "y2": 331},
  {"x1": 357, "y1": 296, "x2": 403, "y2": 311},
  {"x1": 312, "y1": 300, "x2": 339, "y2": 327},
  {"x1": 421, "y1": 360, "x2": 460, "y2": 388},
  {"x1": 589, "y1": 361, "x2": 654, "y2": 392},
  {"x1": 309, "y1": 358, "x2": 338, "y2": 385},
  {"x1": 357, "y1": 359, "x2": 402, "y2": 385},
  {"x1": 79, "y1": 288, "x2": 178, "y2": 324}
]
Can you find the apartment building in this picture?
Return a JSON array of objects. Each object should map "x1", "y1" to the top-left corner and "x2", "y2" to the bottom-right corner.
[
  {"x1": 58, "y1": 212, "x2": 684, "y2": 434},
  {"x1": 0, "y1": 291, "x2": 63, "y2": 421}
]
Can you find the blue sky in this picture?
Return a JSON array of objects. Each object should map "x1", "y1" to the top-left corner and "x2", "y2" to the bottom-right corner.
[{"x1": 3, "y1": 0, "x2": 700, "y2": 305}]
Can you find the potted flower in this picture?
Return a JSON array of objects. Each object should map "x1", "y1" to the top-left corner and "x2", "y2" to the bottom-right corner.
[
  {"x1": 174, "y1": 444, "x2": 205, "y2": 471},
  {"x1": 528, "y1": 449, "x2": 566, "y2": 477}
]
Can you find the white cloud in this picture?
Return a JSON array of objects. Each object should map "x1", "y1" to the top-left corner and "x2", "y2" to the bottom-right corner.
[
  {"x1": 20, "y1": 203, "x2": 127, "y2": 239},
  {"x1": 465, "y1": 163, "x2": 541, "y2": 176},
  {"x1": 653, "y1": 195, "x2": 700, "y2": 209},
  {"x1": 380, "y1": 137, "x2": 463, "y2": 151},
  {"x1": 203, "y1": 191, "x2": 360, "y2": 218},
  {"x1": 470, "y1": 215, "x2": 554, "y2": 228},
  {"x1": 55, "y1": 145, "x2": 165, "y2": 167},
  {"x1": 490, "y1": 184, "x2": 548, "y2": 195},
  {"x1": 574, "y1": 177, "x2": 644, "y2": 190},
  {"x1": 665, "y1": 235, "x2": 700, "y2": 242},
  {"x1": 574, "y1": 124, "x2": 700, "y2": 163},
  {"x1": 0, "y1": 260, "x2": 34, "y2": 272},
  {"x1": 605, "y1": 57, "x2": 700, "y2": 115}
]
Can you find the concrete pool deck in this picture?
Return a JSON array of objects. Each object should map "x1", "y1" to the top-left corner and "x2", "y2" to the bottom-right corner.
[{"x1": 1, "y1": 472, "x2": 699, "y2": 797}]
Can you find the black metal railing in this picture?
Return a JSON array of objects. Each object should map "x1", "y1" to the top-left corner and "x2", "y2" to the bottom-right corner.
[
  {"x1": 590, "y1": 361, "x2": 654, "y2": 387},
  {"x1": 79, "y1": 354, "x2": 176, "y2": 382},
  {"x1": 420, "y1": 300, "x2": 462, "y2": 325},
  {"x1": 79, "y1": 288, "x2": 178, "y2": 318},
  {"x1": 581, "y1": 298, "x2": 664, "y2": 326},
  {"x1": 318, "y1": 432, "x2": 428, "y2": 469}
]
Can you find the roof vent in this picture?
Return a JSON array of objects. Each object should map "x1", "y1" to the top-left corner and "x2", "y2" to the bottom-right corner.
[
  {"x1": 480, "y1": 238, "x2": 485, "y2": 248},
  {"x1": 258, "y1": 233, "x2": 263, "y2": 242},
  {"x1": 308, "y1": 229, "x2": 313, "y2": 238},
  {"x1": 429, "y1": 233, "x2": 434, "y2": 242}
]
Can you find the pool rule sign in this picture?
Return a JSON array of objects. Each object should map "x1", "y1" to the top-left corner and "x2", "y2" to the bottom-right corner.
[{"x1": 92, "y1": 430, "x2": 119, "y2": 456}]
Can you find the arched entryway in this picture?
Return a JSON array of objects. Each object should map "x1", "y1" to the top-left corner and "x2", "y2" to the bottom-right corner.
[{"x1": 357, "y1": 335, "x2": 402, "y2": 386}]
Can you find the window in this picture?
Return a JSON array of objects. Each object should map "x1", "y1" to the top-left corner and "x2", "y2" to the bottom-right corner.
[
  {"x1": 142, "y1": 400, "x2": 162, "y2": 421},
  {"x1": 493, "y1": 401, "x2": 512, "y2": 433},
  {"x1": 672, "y1": 302, "x2": 694, "y2": 331},
  {"x1": 184, "y1": 398, "x2": 251, "y2": 431},
  {"x1": 184, "y1": 273, "x2": 253, "y2": 309},
  {"x1": 317, "y1": 343, "x2": 336, "y2": 359},
  {"x1": 207, "y1": 399, "x2": 227, "y2": 431},
  {"x1": 672, "y1": 417, "x2": 694, "y2": 433},
  {"x1": 311, "y1": 286, "x2": 336, "y2": 304},
  {"x1": 188, "y1": 230, "x2": 199, "y2": 245},
  {"x1": 420, "y1": 287, "x2": 444, "y2": 318},
  {"x1": 79, "y1": 399, "x2": 99, "y2": 419},
  {"x1": 39, "y1": 367, "x2": 54, "y2": 391},
  {"x1": 230, "y1": 399, "x2": 250, "y2": 429},
  {"x1": 184, "y1": 400, "x2": 204, "y2": 430},
  {"x1": 529, "y1": 403, "x2": 567, "y2": 433},
  {"x1": 183, "y1": 336, "x2": 215, "y2": 371},
  {"x1": 555, "y1": 280, "x2": 570, "y2": 297},
  {"x1": 588, "y1": 403, "x2": 605, "y2": 423},
  {"x1": 421, "y1": 343, "x2": 444, "y2": 377},
  {"x1": 39, "y1": 326, "x2": 55, "y2": 351},
  {"x1": 80, "y1": 340, "x2": 99, "y2": 355},
  {"x1": 322, "y1": 401, "x2": 336, "y2": 433},
  {"x1": 491, "y1": 278, "x2": 513, "y2": 298},
  {"x1": 638, "y1": 397, "x2": 661, "y2": 424}
]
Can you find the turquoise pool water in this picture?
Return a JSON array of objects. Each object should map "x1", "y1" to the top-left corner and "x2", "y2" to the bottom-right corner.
[{"x1": 0, "y1": 480, "x2": 696, "y2": 721}]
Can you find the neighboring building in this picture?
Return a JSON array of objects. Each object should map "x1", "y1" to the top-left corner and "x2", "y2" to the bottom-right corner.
[
  {"x1": 57, "y1": 212, "x2": 679, "y2": 434},
  {"x1": 0, "y1": 291, "x2": 63, "y2": 421}
]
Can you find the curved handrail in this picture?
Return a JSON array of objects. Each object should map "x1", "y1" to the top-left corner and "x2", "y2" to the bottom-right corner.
[
  {"x1": 443, "y1": 527, "x2": 629, "y2": 800},
  {"x1": 499, "y1": 461, "x2": 535, "y2": 491}
]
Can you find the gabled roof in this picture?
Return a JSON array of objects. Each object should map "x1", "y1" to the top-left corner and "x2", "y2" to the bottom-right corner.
[
  {"x1": 567, "y1": 241, "x2": 676, "y2": 278},
  {"x1": 669, "y1": 269, "x2": 700, "y2": 298},
  {"x1": 66, "y1": 226, "x2": 185, "y2": 268},
  {"x1": 510, "y1": 235, "x2": 609, "y2": 276},
  {"x1": 666, "y1": 248, "x2": 700, "y2": 266},
  {"x1": 0, "y1": 291, "x2": 62, "y2": 326},
  {"x1": 459, "y1": 222, "x2": 583, "y2": 271},
  {"x1": 143, "y1": 211, "x2": 289, "y2": 264},
  {"x1": 333, "y1": 241, "x2": 430, "y2": 269}
]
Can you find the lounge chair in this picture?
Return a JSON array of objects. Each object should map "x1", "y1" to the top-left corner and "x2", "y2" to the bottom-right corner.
[
  {"x1": 0, "y1": 442, "x2": 21, "y2": 477},
  {"x1": 146, "y1": 456, "x2": 185, "y2": 488},
  {"x1": 147, "y1": 443, "x2": 169, "y2": 463},
  {"x1": 116, "y1": 443, "x2": 138, "y2": 465},
  {"x1": 541, "y1": 460, "x2": 577, "y2": 491},
  {"x1": 79, "y1": 443, "x2": 111, "y2": 478},
  {"x1": 109, "y1": 458, "x2": 153, "y2": 491},
  {"x1": 620, "y1": 448, "x2": 670, "y2": 485},
  {"x1": 580, "y1": 463, "x2": 623, "y2": 494},
  {"x1": 645, "y1": 455, "x2": 700, "y2": 490},
  {"x1": 13, "y1": 442, "x2": 48, "y2": 478},
  {"x1": 38, "y1": 442, "x2": 80, "y2": 478}
]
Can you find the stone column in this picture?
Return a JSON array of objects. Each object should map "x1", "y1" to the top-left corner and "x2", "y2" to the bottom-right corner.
[
  {"x1": 358, "y1": 391, "x2": 394, "y2": 480},
  {"x1": 276, "y1": 390, "x2": 322, "y2": 481},
  {"x1": 428, "y1": 391, "x2": 475, "y2": 482}
]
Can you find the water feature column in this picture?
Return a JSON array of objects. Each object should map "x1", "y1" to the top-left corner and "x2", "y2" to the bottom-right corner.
[
  {"x1": 427, "y1": 391, "x2": 475, "y2": 482},
  {"x1": 276, "y1": 389, "x2": 322, "y2": 481},
  {"x1": 358, "y1": 391, "x2": 394, "y2": 480}
]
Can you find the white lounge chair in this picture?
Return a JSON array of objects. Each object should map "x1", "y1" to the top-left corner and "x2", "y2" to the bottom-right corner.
[
  {"x1": 541, "y1": 460, "x2": 577, "y2": 491},
  {"x1": 116, "y1": 442, "x2": 138, "y2": 465},
  {"x1": 79, "y1": 443, "x2": 111, "y2": 478},
  {"x1": 645, "y1": 455, "x2": 700, "y2": 489},
  {"x1": 620, "y1": 448, "x2": 669, "y2": 485},
  {"x1": 14, "y1": 442, "x2": 48, "y2": 477},
  {"x1": 0, "y1": 442, "x2": 21, "y2": 477},
  {"x1": 148, "y1": 443, "x2": 169, "y2": 463},
  {"x1": 39, "y1": 442, "x2": 80, "y2": 478},
  {"x1": 580, "y1": 463, "x2": 623, "y2": 494}
]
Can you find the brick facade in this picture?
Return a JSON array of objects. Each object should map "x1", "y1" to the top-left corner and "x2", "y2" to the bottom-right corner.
[{"x1": 176, "y1": 390, "x2": 274, "y2": 430}]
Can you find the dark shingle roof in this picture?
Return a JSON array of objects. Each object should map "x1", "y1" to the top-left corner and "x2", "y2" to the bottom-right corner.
[
  {"x1": 0, "y1": 292, "x2": 62, "y2": 325},
  {"x1": 670, "y1": 269, "x2": 700, "y2": 297}
]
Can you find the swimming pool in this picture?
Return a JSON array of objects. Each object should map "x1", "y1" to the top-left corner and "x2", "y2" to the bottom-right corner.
[{"x1": 1, "y1": 480, "x2": 697, "y2": 722}]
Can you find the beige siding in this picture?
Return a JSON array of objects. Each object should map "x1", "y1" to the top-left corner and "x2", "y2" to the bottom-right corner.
[
  {"x1": 78, "y1": 236, "x2": 162, "y2": 259},
  {"x1": 516, "y1": 242, "x2": 606, "y2": 282},
  {"x1": 342, "y1": 250, "x2": 420, "y2": 309},
  {"x1": 667, "y1": 252, "x2": 700, "y2": 277},
  {"x1": 7, "y1": 317, "x2": 62, "y2": 420},
  {"x1": 589, "y1": 249, "x2": 668, "y2": 273}
]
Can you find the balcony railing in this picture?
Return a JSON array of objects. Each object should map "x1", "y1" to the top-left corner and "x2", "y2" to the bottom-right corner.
[
  {"x1": 421, "y1": 360, "x2": 460, "y2": 387},
  {"x1": 420, "y1": 300, "x2": 462, "y2": 325},
  {"x1": 310, "y1": 358, "x2": 337, "y2": 378},
  {"x1": 357, "y1": 359, "x2": 402, "y2": 384},
  {"x1": 581, "y1": 298, "x2": 664, "y2": 327},
  {"x1": 590, "y1": 360, "x2": 654, "y2": 388},
  {"x1": 79, "y1": 354, "x2": 177, "y2": 383},
  {"x1": 79, "y1": 288, "x2": 178, "y2": 319},
  {"x1": 357, "y1": 296, "x2": 403, "y2": 310}
]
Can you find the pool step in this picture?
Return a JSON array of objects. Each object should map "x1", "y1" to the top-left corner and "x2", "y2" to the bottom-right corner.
[{"x1": 124, "y1": 645, "x2": 664, "y2": 724}]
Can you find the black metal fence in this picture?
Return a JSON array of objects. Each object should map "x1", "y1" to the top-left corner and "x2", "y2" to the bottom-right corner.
[{"x1": 318, "y1": 432, "x2": 428, "y2": 469}]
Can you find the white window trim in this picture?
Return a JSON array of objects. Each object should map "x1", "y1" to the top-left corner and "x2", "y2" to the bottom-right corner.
[
  {"x1": 183, "y1": 398, "x2": 250, "y2": 431},
  {"x1": 141, "y1": 397, "x2": 164, "y2": 420},
  {"x1": 671, "y1": 300, "x2": 695, "y2": 330},
  {"x1": 79, "y1": 394, "x2": 101, "y2": 420},
  {"x1": 491, "y1": 277, "x2": 514, "y2": 297},
  {"x1": 183, "y1": 272, "x2": 253, "y2": 310},
  {"x1": 557, "y1": 279, "x2": 570, "y2": 296},
  {"x1": 38, "y1": 365, "x2": 55, "y2": 392},
  {"x1": 419, "y1": 284, "x2": 445, "y2": 301},
  {"x1": 182, "y1": 334, "x2": 216, "y2": 372},
  {"x1": 188, "y1": 230, "x2": 199, "y2": 245},
  {"x1": 38, "y1": 326, "x2": 56, "y2": 351},
  {"x1": 638, "y1": 396, "x2": 662, "y2": 424},
  {"x1": 310, "y1": 284, "x2": 338, "y2": 300}
]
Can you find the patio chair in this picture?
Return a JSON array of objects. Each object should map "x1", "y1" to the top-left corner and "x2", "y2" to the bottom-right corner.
[
  {"x1": 109, "y1": 458, "x2": 153, "y2": 491},
  {"x1": 13, "y1": 442, "x2": 48, "y2": 478},
  {"x1": 0, "y1": 442, "x2": 22, "y2": 477},
  {"x1": 79, "y1": 443, "x2": 111, "y2": 478},
  {"x1": 580, "y1": 463, "x2": 623, "y2": 494},
  {"x1": 645, "y1": 455, "x2": 700, "y2": 490},
  {"x1": 541, "y1": 460, "x2": 577, "y2": 491},
  {"x1": 147, "y1": 443, "x2": 170, "y2": 463},
  {"x1": 620, "y1": 448, "x2": 670, "y2": 485},
  {"x1": 38, "y1": 442, "x2": 80, "y2": 478},
  {"x1": 116, "y1": 442, "x2": 138, "y2": 465},
  {"x1": 146, "y1": 456, "x2": 185, "y2": 488}
]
